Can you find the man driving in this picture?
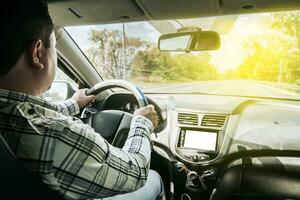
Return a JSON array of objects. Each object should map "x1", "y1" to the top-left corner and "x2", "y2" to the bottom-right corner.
[{"x1": 0, "y1": 1, "x2": 165, "y2": 199}]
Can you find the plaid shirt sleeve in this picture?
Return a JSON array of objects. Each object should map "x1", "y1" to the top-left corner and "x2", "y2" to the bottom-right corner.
[
  {"x1": 51, "y1": 114, "x2": 153, "y2": 199},
  {"x1": 0, "y1": 89, "x2": 153, "y2": 199},
  {"x1": 50, "y1": 99, "x2": 80, "y2": 116}
]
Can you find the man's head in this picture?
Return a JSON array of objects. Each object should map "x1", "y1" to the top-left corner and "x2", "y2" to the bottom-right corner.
[{"x1": 0, "y1": 0, "x2": 56, "y2": 96}]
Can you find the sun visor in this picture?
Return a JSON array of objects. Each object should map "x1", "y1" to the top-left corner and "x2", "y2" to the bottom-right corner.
[
  {"x1": 222, "y1": 0, "x2": 300, "y2": 14},
  {"x1": 137, "y1": 0, "x2": 300, "y2": 20},
  {"x1": 135, "y1": 0, "x2": 221, "y2": 20}
]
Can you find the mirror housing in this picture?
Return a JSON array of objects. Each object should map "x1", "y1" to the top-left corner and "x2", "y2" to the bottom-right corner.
[
  {"x1": 42, "y1": 80, "x2": 76, "y2": 102},
  {"x1": 158, "y1": 29, "x2": 220, "y2": 52}
]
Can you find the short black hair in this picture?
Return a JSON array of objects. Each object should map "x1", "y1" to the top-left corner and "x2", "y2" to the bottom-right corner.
[{"x1": 1, "y1": 0, "x2": 54, "y2": 76}]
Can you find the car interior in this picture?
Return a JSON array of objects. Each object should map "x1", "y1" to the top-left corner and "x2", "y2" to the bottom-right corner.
[{"x1": 2, "y1": 0, "x2": 300, "y2": 199}]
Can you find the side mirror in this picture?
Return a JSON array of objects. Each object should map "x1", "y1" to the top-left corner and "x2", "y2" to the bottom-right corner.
[
  {"x1": 158, "y1": 29, "x2": 220, "y2": 52},
  {"x1": 42, "y1": 80, "x2": 76, "y2": 102}
]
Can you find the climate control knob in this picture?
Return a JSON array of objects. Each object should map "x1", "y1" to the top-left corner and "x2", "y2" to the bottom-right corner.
[{"x1": 198, "y1": 153, "x2": 210, "y2": 161}]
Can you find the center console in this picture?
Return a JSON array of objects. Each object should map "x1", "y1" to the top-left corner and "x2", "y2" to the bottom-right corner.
[
  {"x1": 180, "y1": 130, "x2": 218, "y2": 151},
  {"x1": 174, "y1": 111, "x2": 227, "y2": 163},
  {"x1": 176, "y1": 128, "x2": 219, "y2": 162},
  {"x1": 167, "y1": 111, "x2": 229, "y2": 199}
]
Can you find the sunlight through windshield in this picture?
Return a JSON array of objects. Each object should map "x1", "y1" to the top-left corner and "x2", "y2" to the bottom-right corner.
[{"x1": 66, "y1": 10, "x2": 300, "y2": 99}]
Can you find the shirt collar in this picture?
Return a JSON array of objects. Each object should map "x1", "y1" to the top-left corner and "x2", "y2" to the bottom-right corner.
[{"x1": 0, "y1": 88, "x2": 56, "y2": 110}]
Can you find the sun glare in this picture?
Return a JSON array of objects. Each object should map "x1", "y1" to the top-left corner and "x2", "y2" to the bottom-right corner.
[{"x1": 210, "y1": 14, "x2": 271, "y2": 73}]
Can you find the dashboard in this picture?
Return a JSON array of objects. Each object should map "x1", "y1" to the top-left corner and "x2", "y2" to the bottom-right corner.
[
  {"x1": 100, "y1": 93, "x2": 234, "y2": 164},
  {"x1": 96, "y1": 92, "x2": 300, "y2": 200},
  {"x1": 100, "y1": 92, "x2": 300, "y2": 166}
]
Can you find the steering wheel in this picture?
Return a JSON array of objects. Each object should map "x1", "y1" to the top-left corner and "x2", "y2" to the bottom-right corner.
[{"x1": 85, "y1": 80, "x2": 148, "y2": 148}]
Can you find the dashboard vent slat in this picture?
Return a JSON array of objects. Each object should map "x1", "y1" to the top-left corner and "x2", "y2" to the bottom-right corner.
[
  {"x1": 201, "y1": 115, "x2": 227, "y2": 128},
  {"x1": 178, "y1": 113, "x2": 198, "y2": 126}
]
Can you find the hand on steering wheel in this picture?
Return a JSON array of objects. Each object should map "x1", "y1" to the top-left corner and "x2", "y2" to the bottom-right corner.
[
  {"x1": 134, "y1": 105, "x2": 158, "y2": 129},
  {"x1": 72, "y1": 89, "x2": 96, "y2": 108},
  {"x1": 84, "y1": 80, "x2": 156, "y2": 147}
]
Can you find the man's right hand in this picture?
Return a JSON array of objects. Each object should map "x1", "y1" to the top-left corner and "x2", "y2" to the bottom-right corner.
[{"x1": 134, "y1": 105, "x2": 158, "y2": 129}]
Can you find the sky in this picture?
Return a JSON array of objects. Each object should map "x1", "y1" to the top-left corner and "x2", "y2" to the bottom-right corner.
[{"x1": 65, "y1": 13, "x2": 272, "y2": 73}]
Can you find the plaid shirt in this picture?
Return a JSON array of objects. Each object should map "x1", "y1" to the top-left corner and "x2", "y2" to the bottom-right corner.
[{"x1": 0, "y1": 89, "x2": 152, "y2": 199}]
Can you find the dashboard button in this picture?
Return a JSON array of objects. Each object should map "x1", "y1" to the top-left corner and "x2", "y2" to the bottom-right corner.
[
  {"x1": 192, "y1": 155, "x2": 199, "y2": 162},
  {"x1": 198, "y1": 154, "x2": 210, "y2": 161}
]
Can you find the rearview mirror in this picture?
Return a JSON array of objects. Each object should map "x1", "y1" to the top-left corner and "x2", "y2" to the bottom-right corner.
[{"x1": 158, "y1": 30, "x2": 220, "y2": 52}]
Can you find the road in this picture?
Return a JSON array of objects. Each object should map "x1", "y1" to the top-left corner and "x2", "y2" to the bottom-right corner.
[{"x1": 142, "y1": 80, "x2": 300, "y2": 99}]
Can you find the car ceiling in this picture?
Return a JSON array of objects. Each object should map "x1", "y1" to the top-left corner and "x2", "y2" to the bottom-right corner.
[
  {"x1": 47, "y1": 0, "x2": 300, "y2": 27},
  {"x1": 48, "y1": 0, "x2": 300, "y2": 26}
]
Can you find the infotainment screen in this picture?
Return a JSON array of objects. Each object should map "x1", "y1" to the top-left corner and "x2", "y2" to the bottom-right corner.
[{"x1": 183, "y1": 130, "x2": 217, "y2": 151}]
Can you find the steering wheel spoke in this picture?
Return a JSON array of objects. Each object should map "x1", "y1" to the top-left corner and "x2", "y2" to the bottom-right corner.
[{"x1": 85, "y1": 80, "x2": 148, "y2": 147}]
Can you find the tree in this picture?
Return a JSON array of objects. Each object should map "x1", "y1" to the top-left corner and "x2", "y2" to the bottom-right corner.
[
  {"x1": 230, "y1": 11, "x2": 300, "y2": 84},
  {"x1": 85, "y1": 29, "x2": 218, "y2": 84},
  {"x1": 272, "y1": 11, "x2": 300, "y2": 66},
  {"x1": 235, "y1": 33, "x2": 299, "y2": 83},
  {"x1": 130, "y1": 45, "x2": 176, "y2": 82},
  {"x1": 130, "y1": 46, "x2": 219, "y2": 83},
  {"x1": 86, "y1": 29, "x2": 147, "y2": 79},
  {"x1": 273, "y1": 12, "x2": 300, "y2": 46}
]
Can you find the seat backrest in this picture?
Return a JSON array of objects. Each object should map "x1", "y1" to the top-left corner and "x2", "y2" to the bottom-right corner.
[
  {"x1": 0, "y1": 134, "x2": 63, "y2": 200},
  {"x1": 210, "y1": 164, "x2": 300, "y2": 200}
]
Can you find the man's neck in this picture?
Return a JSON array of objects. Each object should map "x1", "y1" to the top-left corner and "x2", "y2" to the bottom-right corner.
[
  {"x1": 0, "y1": 83, "x2": 38, "y2": 96},
  {"x1": 0, "y1": 72, "x2": 41, "y2": 97}
]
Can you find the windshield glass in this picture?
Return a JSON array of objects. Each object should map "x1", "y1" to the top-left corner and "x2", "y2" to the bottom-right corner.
[{"x1": 66, "y1": 10, "x2": 300, "y2": 99}]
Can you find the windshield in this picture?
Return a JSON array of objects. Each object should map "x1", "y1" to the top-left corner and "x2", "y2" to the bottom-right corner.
[{"x1": 66, "y1": 10, "x2": 300, "y2": 99}]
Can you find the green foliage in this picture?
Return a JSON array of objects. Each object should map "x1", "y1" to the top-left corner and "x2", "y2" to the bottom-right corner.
[
  {"x1": 130, "y1": 45, "x2": 218, "y2": 83},
  {"x1": 229, "y1": 11, "x2": 300, "y2": 85},
  {"x1": 85, "y1": 12, "x2": 300, "y2": 86},
  {"x1": 87, "y1": 29, "x2": 147, "y2": 79},
  {"x1": 86, "y1": 29, "x2": 218, "y2": 83},
  {"x1": 232, "y1": 34, "x2": 298, "y2": 82},
  {"x1": 273, "y1": 11, "x2": 300, "y2": 38}
]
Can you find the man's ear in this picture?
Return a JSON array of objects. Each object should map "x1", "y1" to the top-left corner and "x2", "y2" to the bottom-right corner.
[{"x1": 29, "y1": 40, "x2": 44, "y2": 70}]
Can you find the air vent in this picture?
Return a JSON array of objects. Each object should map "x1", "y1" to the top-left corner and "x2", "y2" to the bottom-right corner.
[
  {"x1": 201, "y1": 115, "x2": 227, "y2": 128},
  {"x1": 178, "y1": 113, "x2": 198, "y2": 126}
]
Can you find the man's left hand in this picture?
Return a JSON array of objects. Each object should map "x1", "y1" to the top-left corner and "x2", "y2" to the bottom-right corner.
[{"x1": 72, "y1": 89, "x2": 96, "y2": 108}]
